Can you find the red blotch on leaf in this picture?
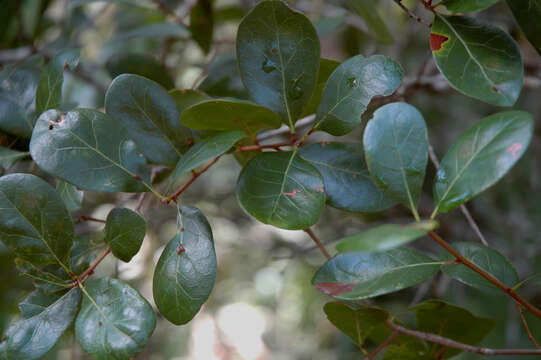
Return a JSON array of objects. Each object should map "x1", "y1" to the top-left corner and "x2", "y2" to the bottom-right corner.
[
  {"x1": 177, "y1": 243, "x2": 185, "y2": 255},
  {"x1": 316, "y1": 186, "x2": 324, "y2": 193},
  {"x1": 316, "y1": 282, "x2": 358, "y2": 296},
  {"x1": 430, "y1": 33, "x2": 449, "y2": 51},
  {"x1": 283, "y1": 189, "x2": 300, "y2": 198},
  {"x1": 506, "y1": 143, "x2": 523, "y2": 159}
]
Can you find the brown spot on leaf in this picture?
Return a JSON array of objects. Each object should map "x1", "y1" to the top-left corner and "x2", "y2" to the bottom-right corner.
[
  {"x1": 321, "y1": 141, "x2": 331, "y2": 147},
  {"x1": 316, "y1": 186, "x2": 324, "y2": 193},
  {"x1": 283, "y1": 189, "x2": 300, "y2": 198},
  {"x1": 98, "y1": 321, "x2": 102, "y2": 328},
  {"x1": 491, "y1": 85, "x2": 499, "y2": 92},
  {"x1": 316, "y1": 282, "x2": 358, "y2": 296},
  {"x1": 430, "y1": 33, "x2": 449, "y2": 51},
  {"x1": 177, "y1": 243, "x2": 185, "y2": 255},
  {"x1": 506, "y1": 143, "x2": 523, "y2": 159}
]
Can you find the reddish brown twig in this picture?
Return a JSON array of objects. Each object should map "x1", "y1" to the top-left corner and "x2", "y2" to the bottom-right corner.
[
  {"x1": 167, "y1": 156, "x2": 221, "y2": 203},
  {"x1": 235, "y1": 141, "x2": 295, "y2": 152},
  {"x1": 364, "y1": 330, "x2": 399, "y2": 359},
  {"x1": 75, "y1": 216, "x2": 106, "y2": 224},
  {"x1": 304, "y1": 228, "x2": 331, "y2": 260},
  {"x1": 75, "y1": 248, "x2": 111, "y2": 286},
  {"x1": 393, "y1": 0, "x2": 432, "y2": 27}
]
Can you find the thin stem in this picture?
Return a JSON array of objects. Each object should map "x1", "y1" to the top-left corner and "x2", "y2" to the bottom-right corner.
[
  {"x1": 428, "y1": 231, "x2": 541, "y2": 320},
  {"x1": 365, "y1": 330, "x2": 399, "y2": 359},
  {"x1": 516, "y1": 303, "x2": 541, "y2": 349},
  {"x1": 235, "y1": 141, "x2": 295, "y2": 152},
  {"x1": 167, "y1": 156, "x2": 221, "y2": 202},
  {"x1": 393, "y1": 0, "x2": 432, "y2": 27},
  {"x1": 75, "y1": 216, "x2": 106, "y2": 224},
  {"x1": 75, "y1": 247, "x2": 111, "y2": 285},
  {"x1": 386, "y1": 319, "x2": 541, "y2": 355},
  {"x1": 304, "y1": 228, "x2": 331, "y2": 260}
]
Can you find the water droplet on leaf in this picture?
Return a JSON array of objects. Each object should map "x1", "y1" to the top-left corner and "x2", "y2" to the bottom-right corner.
[
  {"x1": 290, "y1": 85, "x2": 303, "y2": 99},
  {"x1": 347, "y1": 77, "x2": 358, "y2": 88}
]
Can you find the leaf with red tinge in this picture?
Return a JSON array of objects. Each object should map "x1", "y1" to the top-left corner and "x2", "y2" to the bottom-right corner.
[
  {"x1": 316, "y1": 282, "x2": 358, "y2": 296},
  {"x1": 430, "y1": 33, "x2": 448, "y2": 51}
]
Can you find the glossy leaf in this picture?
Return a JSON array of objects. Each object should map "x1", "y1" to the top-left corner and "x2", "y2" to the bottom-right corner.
[
  {"x1": 433, "y1": 111, "x2": 533, "y2": 214},
  {"x1": 363, "y1": 102, "x2": 428, "y2": 210},
  {"x1": 312, "y1": 247, "x2": 441, "y2": 300},
  {"x1": 169, "y1": 89, "x2": 210, "y2": 113},
  {"x1": 198, "y1": 54, "x2": 249, "y2": 99},
  {"x1": 347, "y1": 0, "x2": 393, "y2": 44},
  {"x1": 441, "y1": 242, "x2": 519, "y2": 294},
  {"x1": 301, "y1": 58, "x2": 340, "y2": 117},
  {"x1": 441, "y1": 0, "x2": 499, "y2": 12},
  {"x1": 0, "y1": 147, "x2": 28, "y2": 170},
  {"x1": 105, "y1": 53, "x2": 175, "y2": 89},
  {"x1": 0, "y1": 287, "x2": 80, "y2": 360},
  {"x1": 190, "y1": 0, "x2": 214, "y2": 54},
  {"x1": 105, "y1": 74, "x2": 193, "y2": 165},
  {"x1": 104, "y1": 208, "x2": 146, "y2": 262},
  {"x1": 237, "y1": 151, "x2": 325, "y2": 230},
  {"x1": 0, "y1": 173, "x2": 74, "y2": 268},
  {"x1": 153, "y1": 205, "x2": 217, "y2": 325},
  {"x1": 315, "y1": 55, "x2": 403, "y2": 135},
  {"x1": 70, "y1": 233, "x2": 107, "y2": 275},
  {"x1": 30, "y1": 109, "x2": 151, "y2": 193},
  {"x1": 236, "y1": 0, "x2": 320, "y2": 128},
  {"x1": 336, "y1": 221, "x2": 438, "y2": 253},
  {"x1": 15, "y1": 259, "x2": 71, "y2": 293},
  {"x1": 76, "y1": 278, "x2": 156, "y2": 359},
  {"x1": 56, "y1": 180, "x2": 83, "y2": 213},
  {"x1": 507, "y1": 0, "x2": 541, "y2": 55},
  {"x1": 410, "y1": 299, "x2": 495, "y2": 358},
  {"x1": 299, "y1": 142, "x2": 396, "y2": 213},
  {"x1": 431, "y1": 15, "x2": 523, "y2": 106}
]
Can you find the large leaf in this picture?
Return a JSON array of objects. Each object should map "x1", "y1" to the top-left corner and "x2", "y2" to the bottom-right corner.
[
  {"x1": 312, "y1": 247, "x2": 441, "y2": 300},
  {"x1": 441, "y1": 0, "x2": 499, "y2": 12},
  {"x1": 299, "y1": 142, "x2": 395, "y2": 213},
  {"x1": 363, "y1": 103, "x2": 428, "y2": 213},
  {"x1": 347, "y1": 0, "x2": 393, "y2": 44},
  {"x1": 0, "y1": 174, "x2": 74, "y2": 269},
  {"x1": 30, "y1": 109, "x2": 151, "y2": 193},
  {"x1": 430, "y1": 15, "x2": 523, "y2": 106},
  {"x1": 336, "y1": 221, "x2": 438, "y2": 253},
  {"x1": 237, "y1": 150, "x2": 325, "y2": 230},
  {"x1": 410, "y1": 299, "x2": 495, "y2": 358},
  {"x1": 104, "y1": 208, "x2": 146, "y2": 262},
  {"x1": 153, "y1": 205, "x2": 217, "y2": 325},
  {"x1": 105, "y1": 53, "x2": 175, "y2": 89},
  {"x1": 56, "y1": 180, "x2": 83, "y2": 213},
  {"x1": 314, "y1": 55, "x2": 403, "y2": 136},
  {"x1": 236, "y1": 0, "x2": 320, "y2": 128},
  {"x1": 190, "y1": 0, "x2": 214, "y2": 54},
  {"x1": 441, "y1": 242, "x2": 519, "y2": 295},
  {"x1": 301, "y1": 58, "x2": 340, "y2": 117},
  {"x1": 0, "y1": 288, "x2": 80, "y2": 360},
  {"x1": 105, "y1": 74, "x2": 193, "y2": 165},
  {"x1": 507, "y1": 0, "x2": 541, "y2": 55},
  {"x1": 433, "y1": 111, "x2": 533, "y2": 214},
  {"x1": 75, "y1": 278, "x2": 156, "y2": 359},
  {"x1": 0, "y1": 147, "x2": 28, "y2": 170}
]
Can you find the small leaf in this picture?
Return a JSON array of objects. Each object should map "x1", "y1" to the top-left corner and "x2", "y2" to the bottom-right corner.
[
  {"x1": 105, "y1": 74, "x2": 193, "y2": 165},
  {"x1": 336, "y1": 221, "x2": 438, "y2": 253},
  {"x1": 190, "y1": 0, "x2": 214, "y2": 54},
  {"x1": 104, "y1": 208, "x2": 146, "y2": 262},
  {"x1": 363, "y1": 103, "x2": 428, "y2": 211},
  {"x1": 56, "y1": 180, "x2": 83, "y2": 213},
  {"x1": 441, "y1": 242, "x2": 519, "y2": 295},
  {"x1": 431, "y1": 15, "x2": 523, "y2": 106},
  {"x1": 301, "y1": 58, "x2": 340, "y2": 117},
  {"x1": 30, "y1": 109, "x2": 151, "y2": 193},
  {"x1": 153, "y1": 205, "x2": 217, "y2": 325},
  {"x1": 299, "y1": 142, "x2": 395, "y2": 213},
  {"x1": 433, "y1": 111, "x2": 533, "y2": 214},
  {"x1": 75, "y1": 278, "x2": 156, "y2": 359},
  {"x1": 507, "y1": 0, "x2": 541, "y2": 55},
  {"x1": 441, "y1": 0, "x2": 499, "y2": 12},
  {"x1": 0, "y1": 287, "x2": 80, "y2": 360},
  {"x1": 347, "y1": 0, "x2": 393, "y2": 44},
  {"x1": 106, "y1": 53, "x2": 175, "y2": 89},
  {"x1": 0, "y1": 147, "x2": 28, "y2": 170},
  {"x1": 315, "y1": 55, "x2": 403, "y2": 135},
  {"x1": 237, "y1": 150, "x2": 326, "y2": 230},
  {"x1": 312, "y1": 247, "x2": 441, "y2": 300},
  {"x1": 0, "y1": 173, "x2": 74, "y2": 269},
  {"x1": 409, "y1": 299, "x2": 495, "y2": 358},
  {"x1": 237, "y1": 0, "x2": 320, "y2": 128}
]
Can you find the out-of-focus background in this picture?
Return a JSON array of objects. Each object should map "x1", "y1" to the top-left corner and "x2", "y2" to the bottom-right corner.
[{"x1": 1, "y1": 0, "x2": 540, "y2": 359}]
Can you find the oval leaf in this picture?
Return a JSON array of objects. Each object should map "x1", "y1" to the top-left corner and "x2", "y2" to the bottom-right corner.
[
  {"x1": 104, "y1": 208, "x2": 146, "y2": 262},
  {"x1": 431, "y1": 15, "x2": 523, "y2": 106},
  {"x1": 312, "y1": 247, "x2": 441, "y2": 300},
  {"x1": 507, "y1": 0, "x2": 541, "y2": 55},
  {"x1": 105, "y1": 74, "x2": 193, "y2": 165},
  {"x1": 301, "y1": 58, "x2": 340, "y2": 117},
  {"x1": 75, "y1": 278, "x2": 156, "y2": 359},
  {"x1": 315, "y1": 55, "x2": 403, "y2": 135},
  {"x1": 153, "y1": 205, "x2": 217, "y2": 325},
  {"x1": 170, "y1": 89, "x2": 211, "y2": 113},
  {"x1": 433, "y1": 111, "x2": 533, "y2": 214},
  {"x1": 106, "y1": 53, "x2": 175, "y2": 89},
  {"x1": 237, "y1": 150, "x2": 325, "y2": 230},
  {"x1": 236, "y1": 0, "x2": 320, "y2": 128},
  {"x1": 299, "y1": 142, "x2": 396, "y2": 213},
  {"x1": 363, "y1": 102, "x2": 428, "y2": 210},
  {"x1": 30, "y1": 109, "x2": 151, "y2": 193}
]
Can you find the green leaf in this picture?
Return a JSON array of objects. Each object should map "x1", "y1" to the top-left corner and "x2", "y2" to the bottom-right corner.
[
  {"x1": 347, "y1": 0, "x2": 393, "y2": 44},
  {"x1": 324, "y1": 302, "x2": 388, "y2": 346},
  {"x1": 409, "y1": 299, "x2": 495, "y2": 358},
  {"x1": 313, "y1": 16, "x2": 347, "y2": 37},
  {"x1": 431, "y1": 14, "x2": 523, "y2": 106},
  {"x1": 106, "y1": 53, "x2": 175, "y2": 89},
  {"x1": 0, "y1": 173, "x2": 74, "y2": 269},
  {"x1": 153, "y1": 205, "x2": 217, "y2": 325},
  {"x1": 180, "y1": 99, "x2": 282, "y2": 137},
  {"x1": 433, "y1": 111, "x2": 533, "y2": 214},
  {"x1": 442, "y1": 0, "x2": 499, "y2": 12},
  {"x1": 70, "y1": 233, "x2": 107, "y2": 275},
  {"x1": 384, "y1": 341, "x2": 431, "y2": 360},
  {"x1": 301, "y1": 58, "x2": 340, "y2": 117},
  {"x1": 167, "y1": 130, "x2": 245, "y2": 193},
  {"x1": 30, "y1": 109, "x2": 152, "y2": 193},
  {"x1": 190, "y1": 0, "x2": 214, "y2": 54},
  {"x1": 237, "y1": 150, "x2": 325, "y2": 230},
  {"x1": 363, "y1": 103, "x2": 428, "y2": 215},
  {"x1": 236, "y1": 0, "x2": 320, "y2": 128},
  {"x1": 215, "y1": 6, "x2": 245, "y2": 24},
  {"x1": 507, "y1": 0, "x2": 541, "y2": 55},
  {"x1": 169, "y1": 89, "x2": 211, "y2": 113},
  {"x1": 298, "y1": 142, "x2": 396, "y2": 213},
  {"x1": 0, "y1": 147, "x2": 28, "y2": 170},
  {"x1": 336, "y1": 221, "x2": 438, "y2": 253},
  {"x1": 56, "y1": 180, "x2": 83, "y2": 213},
  {"x1": 105, "y1": 74, "x2": 193, "y2": 165},
  {"x1": 76, "y1": 278, "x2": 156, "y2": 359},
  {"x1": 312, "y1": 247, "x2": 441, "y2": 300},
  {"x1": 110, "y1": 23, "x2": 189, "y2": 43},
  {"x1": 104, "y1": 208, "x2": 146, "y2": 262},
  {"x1": 441, "y1": 242, "x2": 519, "y2": 295},
  {"x1": 36, "y1": 49, "x2": 81, "y2": 115},
  {"x1": 70, "y1": 0, "x2": 155, "y2": 8},
  {"x1": 0, "y1": 288, "x2": 80, "y2": 360},
  {"x1": 198, "y1": 54, "x2": 249, "y2": 99},
  {"x1": 15, "y1": 259, "x2": 71, "y2": 293}
]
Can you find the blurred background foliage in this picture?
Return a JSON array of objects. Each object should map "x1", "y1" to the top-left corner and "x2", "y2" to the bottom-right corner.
[{"x1": 0, "y1": 0, "x2": 540, "y2": 359}]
